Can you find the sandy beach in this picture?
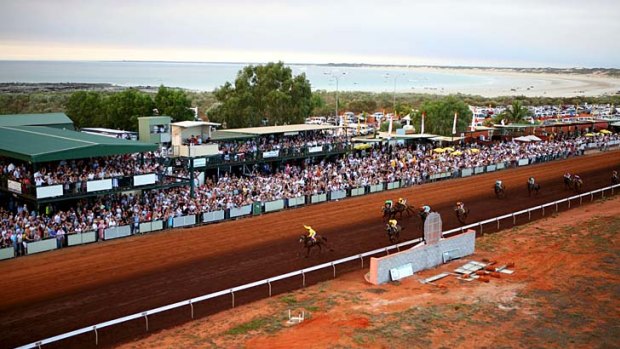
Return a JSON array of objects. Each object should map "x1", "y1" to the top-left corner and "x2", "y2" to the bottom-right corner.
[{"x1": 409, "y1": 66, "x2": 620, "y2": 98}]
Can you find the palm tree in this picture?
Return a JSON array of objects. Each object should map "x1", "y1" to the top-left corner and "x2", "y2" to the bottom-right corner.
[{"x1": 498, "y1": 101, "x2": 530, "y2": 124}]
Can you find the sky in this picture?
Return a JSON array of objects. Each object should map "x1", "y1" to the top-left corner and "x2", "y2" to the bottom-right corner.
[{"x1": 0, "y1": 0, "x2": 619, "y2": 68}]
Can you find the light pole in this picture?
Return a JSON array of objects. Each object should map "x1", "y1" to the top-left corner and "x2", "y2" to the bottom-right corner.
[
  {"x1": 324, "y1": 71, "x2": 347, "y2": 145},
  {"x1": 385, "y1": 73, "x2": 405, "y2": 117}
]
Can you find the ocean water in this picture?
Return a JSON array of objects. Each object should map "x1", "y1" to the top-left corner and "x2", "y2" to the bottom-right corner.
[{"x1": 0, "y1": 60, "x2": 494, "y2": 93}]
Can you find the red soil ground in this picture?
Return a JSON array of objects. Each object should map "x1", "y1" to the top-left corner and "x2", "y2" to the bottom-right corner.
[{"x1": 0, "y1": 151, "x2": 618, "y2": 348}]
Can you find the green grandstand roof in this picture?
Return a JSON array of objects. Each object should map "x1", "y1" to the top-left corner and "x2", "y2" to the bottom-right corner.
[
  {"x1": 0, "y1": 112, "x2": 74, "y2": 128},
  {"x1": 0, "y1": 126, "x2": 157, "y2": 163}
]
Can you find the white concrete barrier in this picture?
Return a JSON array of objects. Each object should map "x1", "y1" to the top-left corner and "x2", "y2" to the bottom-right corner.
[
  {"x1": 330, "y1": 190, "x2": 346, "y2": 200},
  {"x1": 265, "y1": 199, "x2": 285, "y2": 212},
  {"x1": 230, "y1": 205, "x2": 252, "y2": 218},
  {"x1": 351, "y1": 187, "x2": 365, "y2": 196},
  {"x1": 104, "y1": 225, "x2": 132, "y2": 240},
  {"x1": 0, "y1": 247, "x2": 14, "y2": 260},
  {"x1": 27, "y1": 239, "x2": 57, "y2": 255},
  {"x1": 203, "y1": 210, "x2": 225, "y2": 223},
  {"x1": 311, "y1": 193, "x2": 327, "y2": 203}
]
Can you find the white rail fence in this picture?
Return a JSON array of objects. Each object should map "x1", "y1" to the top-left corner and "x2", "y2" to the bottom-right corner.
[{"x1": 17, "y1": 183, "x2": 619, "y2": 349}]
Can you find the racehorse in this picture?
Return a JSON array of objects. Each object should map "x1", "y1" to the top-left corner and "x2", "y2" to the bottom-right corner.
[
  {"x1": 454, "y1": 205, "x2": 470, "y2": 224},
  {"x1": 393, "y1": 202, "x2": 416, "y2": 219},
  {"x1": 572, "y1": 177, "x2": 583, "y2": 193},
  {"x1": 494, "y1": 183, "x2": 506, "y2": 198},
  {"x1": 527, "y1": 182, "x2": 541, "y2": 196},
  {"x1": 382, "y1": 205, "x2": 396, "y2": 222},
  {"x1": 385, "y1": 224, "x2": 401, "y2": 244},
  {"x1": 299, "y1": 234, "x2": 332, "y2": 258},
  {"x1": 564, "y1": 174, "x2": 573, "y2": 190}
]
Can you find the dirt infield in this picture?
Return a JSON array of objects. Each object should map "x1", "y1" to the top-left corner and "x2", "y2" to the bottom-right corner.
[{"x1": 1, "y1": 151, "x2": 619, "y2": 348}]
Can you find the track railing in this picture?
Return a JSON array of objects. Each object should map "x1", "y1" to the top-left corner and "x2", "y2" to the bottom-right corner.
[{"x1": 17, "y1": 183, "x2": 620, "y2": 349}]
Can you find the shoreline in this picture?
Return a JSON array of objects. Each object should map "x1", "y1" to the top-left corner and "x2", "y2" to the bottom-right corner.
[{"x1": 2, "y1": 67, "x2": 620, "y2": 98}]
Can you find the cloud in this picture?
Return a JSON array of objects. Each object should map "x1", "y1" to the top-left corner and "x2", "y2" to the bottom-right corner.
[{"x1": 0, "y1": 0, "x2": 619, "y2": 67}]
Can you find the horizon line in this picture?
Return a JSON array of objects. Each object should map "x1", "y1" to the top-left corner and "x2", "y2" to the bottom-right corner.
[{"x1": 0, "y1": 59, "x2": 618, "y2": 71}]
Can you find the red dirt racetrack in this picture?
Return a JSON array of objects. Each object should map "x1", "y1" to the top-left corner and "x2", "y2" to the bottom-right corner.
[{"x1": 1, "y1": 151, "x2": 619, "y2": 348}]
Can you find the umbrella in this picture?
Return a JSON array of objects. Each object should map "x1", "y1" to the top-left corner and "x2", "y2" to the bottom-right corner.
[
  {"x1": 584, "y1": 133, "x2": 595, "y2": 137},
  {"x1": 599, "y1": 129, "x2": 612, "y2": 134},
  {"x1": 467, "y1": 148, "x2": 480, "y2": 154},
  {"x1": 443, "y1": 147, "x2": 455, "y2": 152},
  {"x1": 354, "y1": 143, "x2": 372, "y2": 150},
  {"x1": 433, "y1": 148, "x2": 445, "y2": 153},
  {"x1": 451, "y1": 150, "x2": 463, "y2": 156}
]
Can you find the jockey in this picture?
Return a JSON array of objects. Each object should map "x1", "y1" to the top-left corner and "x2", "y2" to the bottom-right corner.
[
  {"x1": 303, "y1": 225, "x2": 317, "y2": 242},
  {"x1": 388, "y1": 219, "x2": 398, "y2": 229},
  {"x1": 528, "y1": 177, "x2": 535, "y2": 185},
  {"x1": 564, "y1": 172, "x2": 572, "y2": 180},
  {"x1": 385, "y1": 199, "x2": 393, "y2": 209},
  {"x1": 573, "y1": 174, "x2": 581, "y2": 182},
  {"x1": 398, "y1": 197, "x2": 406, "y2": 206},
  {"x1": 455, "y1": 201, "x2": 465, "y2": 211},
  {"x1": 421, "y1": 205, "x2": 431, "y2": 214},
  {"x1": 495, "y1": 180, "x2": 503, "y2": 188}
]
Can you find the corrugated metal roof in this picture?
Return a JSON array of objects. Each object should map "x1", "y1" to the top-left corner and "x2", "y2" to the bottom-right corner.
[
  {"x1": 209, "y1": 130, "x2": 255, "y2": 141},
  {"x1": 0, "y1": 126, "x2": 157, "y2": 163},
  {"x1": 224, "y1": 124, "x2": 342, "y2": 135},
  {"x1": 0, "y1": 112, "x2": 74, "y2": 127}
]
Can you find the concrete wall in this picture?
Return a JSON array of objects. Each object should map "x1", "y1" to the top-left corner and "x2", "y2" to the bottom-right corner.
[{"x1": 368, "y1": 230, "x2": 476, "y2": 285}]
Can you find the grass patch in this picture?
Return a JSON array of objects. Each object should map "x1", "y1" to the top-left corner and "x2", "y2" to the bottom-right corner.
[
  {"x1": 225, "y1": 314, "x2": 285, "y2": 336},
  {"x1": 279, "y1": 295, "x2": 297, "y2": 305}
]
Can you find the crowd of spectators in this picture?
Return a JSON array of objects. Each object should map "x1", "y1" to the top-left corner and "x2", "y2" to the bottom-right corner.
[
  {"x1": 2, "y1": 132, "x2": 618, "y2": 255},
  {"x1": 217, "y1": 133, "x2": 348, "y2": 162}
]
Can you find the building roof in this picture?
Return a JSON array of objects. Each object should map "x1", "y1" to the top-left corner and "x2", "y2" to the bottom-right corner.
[
  {"x1": 209, "y1": 130, "x2": 255, "y2": 141},
  {"x1": 172, "y1": 121, "x2": 221, "y2": 128},
  {"x1": 224, "y1": 124, "x2": 341, "y2": 135},
  {"x1": 0, "y1": 126, "x2": 157, "y2": 163},
  {"x1": 378, "y1": 132, "x2": 438, "y2": 139},
  {"x1": 0, "y1": 112, "x2": 74, "y2": 127}
]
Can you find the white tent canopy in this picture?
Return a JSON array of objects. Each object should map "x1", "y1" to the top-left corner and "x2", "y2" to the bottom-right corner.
[{"x1": 514, "y1": 135, "x2": 542, "y2": 142}]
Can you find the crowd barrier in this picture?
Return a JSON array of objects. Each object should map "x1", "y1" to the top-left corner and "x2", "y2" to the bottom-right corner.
[
  {"x1": 26, "y1": 239, "x2": 57, "y2": 255},
  {"x1": 330, "y1": 190, "x2": 346, "y2": 201},
  {"x1": 0, "y1": 247, "x2": 14, "y2": 260},
  {"x1": 19, "y1": 182, "x2": 619, "y2": 349},
  {"x1": 139, "y1": 220, "x2": 164, "y2": 234},
  {"x1": 287, "y1": 196, "x2": 306, "y2": 207},
  {"x1": 230, "y1": 205, "x2": 252, "y2": 218},
  {"x1": 369, "y1": 184, "x2": 383, "y2": 193},
  {"x1": 173, "y1": 215, "x2": 196, "y2": 228},
  {"x1": 203, "y1": 210, "x2": 225, "y2": 223},
  {"x1": 351, "y1": 187, "x2": 365, "y2": 196},
  {"x1": 265, "y1": 199, "x2": 285, "y2": 212},
  {"x1": 67, "y1": 232, "x2": 97, "y2": 246},
  {"x1": 387, "y1": 181, "x2": 400, "y2": 190},
  {"x1": 310, "y1": 193, "x2": 327, "y2": 203},
  {"x1": 104, "y1": 226, "x2": 131, "y2": 240}
]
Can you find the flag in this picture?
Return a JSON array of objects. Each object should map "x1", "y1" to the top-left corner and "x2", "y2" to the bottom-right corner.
[
  {"x1": 420, "y1": 112, "x2": 425, "y2": 134},
  {"x1": 387, "y1": 113, "x2": 393, "y2": 139},
  {"x1": 470, "y1": 107, "x2": 477, "y2": 131},
  {"x1": 452, "y1": 111, "x2": 458, "y2": 135}
]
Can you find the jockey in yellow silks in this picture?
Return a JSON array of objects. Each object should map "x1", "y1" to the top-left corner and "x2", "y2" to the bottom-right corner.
[
  {"x1": 398, "y1": 197, "x2": 406, "y2": 206},
  {"x1": 304, "y1": 225, "x2": 316, "y2": 242},
  {"x1": 388, "y1": 219, "x2": 398, "y2": 229}
]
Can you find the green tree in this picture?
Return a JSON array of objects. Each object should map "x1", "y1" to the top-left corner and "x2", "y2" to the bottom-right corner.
[
  {"x1": 210, "y1": 62, "x2": 314, "y2": 128},
  {"x1": 154, "y1": 85, "x2": 194, "y2": 122},
  {"x1": 412, "y1": 96, "x2": 472, "y2": 136},
  {"x1": 65, "y1": 91, "x2": 105, "y2": 128},
  {"x1": 496, "y1": 100, "x2": 530, "y2": 124},
  {"x1": 105, "y1": 89, "x2": 154, "y2": 131}
]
